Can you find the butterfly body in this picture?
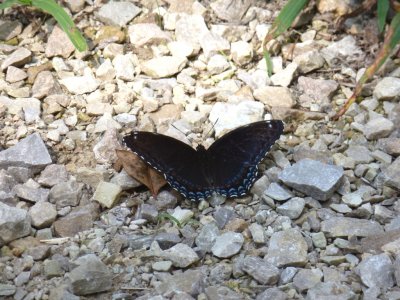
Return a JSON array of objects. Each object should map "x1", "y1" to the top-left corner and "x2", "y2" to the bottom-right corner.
[{"x1": 123, "y1": 120, "x2": 284, "y2": 201}]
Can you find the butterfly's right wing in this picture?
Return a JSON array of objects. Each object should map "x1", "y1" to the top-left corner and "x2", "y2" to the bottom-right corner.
[
  {"x1": 123, "y1": 131, "x2": 212, "y2": 200},
  {"x1": 206, "y1": 120, "x2": 284, "y2": 198}
]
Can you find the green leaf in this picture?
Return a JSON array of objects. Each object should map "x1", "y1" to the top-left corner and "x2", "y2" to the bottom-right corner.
[
  {"x1": 389, "y1": 12, "x2": 400, "y2": 49},
  {"x1": 263, "y1": 50, "x2": 273, "y2": 77},
  {"x1": 157, "y1": 212, "x2": 182, "y2": 227},
  {"x1": 0, "y1": 0, "x2": 23, "y2": 9},
  {"x1": 377, "y1": 0, "x2": 389, "y2": 33},
  {"x1": 272, "y1": 0, "x2": 309, "y2": 38},
  {"x1": 32, "y1": 0, "x2": 87, "y2": 51}
]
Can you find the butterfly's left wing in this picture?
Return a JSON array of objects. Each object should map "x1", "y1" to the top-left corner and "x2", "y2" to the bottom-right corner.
[
  {"x1": 123, "y1": 131, "x2": 213, "y2": 201},
  {"x1": 206, "y1": 120, "x2": 284, "y2": 198}
]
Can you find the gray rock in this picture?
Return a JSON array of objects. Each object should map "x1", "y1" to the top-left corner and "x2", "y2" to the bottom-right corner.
[
  {"x1": 0, "y1": 170, "x2": 17, "y2": 204},
  {"x1": 54, "y1": 204, "x2": 98, "y2": 237},
  {"x1": 14, "y1": 271, "x2": 30, "y2": 286},
  {"x1": 249, "y1": 223, "x2": 266, "y2": 244},
  {"x1": 13, "y1": 183, "x2": 49, "y2": 203},
  {"x1": 152, "y1": 261, "x2": 172, "y2": 272},
  {"x1": 29, "y1": 201, "x2": 57, "y2": 228},
  {"x1": 377, "y1": 138, "x2": 400, "y2": 156},
  {"x1": 382, "y1": 157, "x2": 400, "y2": 190},
  {"x1": 256, "y1": 287, "x2": 287, "y2": 300},
  {"x1": 48, "y1": 285, "x2": 80, "y2": 300},
  {"x1": 140, "y1": 204, "x2": 159, "y2": 223},
  {"x1": 264, "y1": 182, "x2": 293, "y2": 201},
  {"x1": 265, "y1": 228, "x2": 308, "y2": 267},
  {"x1": 276, "y1": 197, "x2": 305, "y2": 219},
  {"x1": 49, "y1": 180, "x2": 83, "y2": 209},
  {"x1": 0, "y1": 133, "x2": 52, "y2": 173},
  {"x1": 162, "y1": 243, "x2": 199, "y2": 268},
  {"x1": 320, "y1": 36, "x2": 363, "y2": 66},
  {"x1": 209, "y1": 263, "x2": 232, "y2": 284},
  {"x1": 279, "y1": 159, "x2": 344, "y2": 201},
  {"x1": 242, "y1": 256, "x2": 280, "y2": 285},
  {"x1": 345, "y1": 145, "x2": 373, "y2": 164},
  {"x1": 195, "y1": 222, "x2": 220, "y2": 252},
  {"x1": 96, "y1": 1, "x2": 141, "y2": 26},
  {"x1": 210, "y1": 0, "x2": 252, "y2": 22},
  {"x1": 7, "y1": 166, "x2": 33, "y2": 183},
  {"x1": 293, "y1": 268, "x2": 323, "y2": 292},
  {"x1": 1, "y1": 47, "x2": 32, "y2": 71},
  {"x1": 306, "y1": 282, "x2": 356, "y2": 300},
  {"x1": 321, "y1": 217, "x2": 384, "y2": 237},
  {"x1": 211, "y1": 232, "x2": 244, "y2": 258},
  {"x1": 280, "y1": 267, "x2": 298, "y2": 284},
  {"x1": 67, "y1": 254, "x2": 113, "y2": 295},
  {"x1": 373, "y1": 77, "x2": 400, "y2": 101},
  {"x1": 356, "y1": 253, "x2": 394, "y2": 289},
  {"x1": 342, "y1": 192, "x2": 363, "y2": 207},
  {"x1": 0, "y1": 283, "x2": 16, "y2": 296},
  {"x1": 0, "y1": 202, "x2": 31, "y2": 246},
  {"x1": 156, "y1": 269, "x2": 206, "y2": 297},
  {"x1": 205, "y1": 285, "x2": 243, "y2": 300},
  {"x1": 213, "y1": 207, "x2": 235, "y2": 229},
  {"x1": 363, "y1": 117, "x2": 394, "y2": 140},
  {"x1": 37, "y1": 164, "x2": 69, "y2": 187}
]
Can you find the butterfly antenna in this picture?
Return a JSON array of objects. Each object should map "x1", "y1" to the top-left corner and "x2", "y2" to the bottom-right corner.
[
  {"x1": 206, "y1": 118, "x2": 219, "y2": 138},
  {"x1": 171, "y1": 123, "x2": 194, "y2": 145}
]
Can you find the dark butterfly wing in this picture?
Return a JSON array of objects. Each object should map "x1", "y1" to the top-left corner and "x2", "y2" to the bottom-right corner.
[
  {"x1": 206, "y1": 120, "x2": 284, "y2": 197},
  {"x1": 123, "y1": 132, "x2": 212, "y2": 200}
]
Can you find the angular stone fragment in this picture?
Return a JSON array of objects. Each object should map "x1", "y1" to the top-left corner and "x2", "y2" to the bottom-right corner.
[
  {"x1": 321, "y1": 217, "x2": 384, "y2": 237},
  {"x1": 279, "y1": 159, "x2": 344, "y2": 201},
  {"x1": 0, "y1": 202, "x2": 31, "y2": 246},
  {"x1": 0, "y1": 133, "x2": 52, "y2": 173},
  {"x1": 242, "y1": 256, "x2": 280, "y2": 285},
  {"x1": 265, "y1": 228, "x2": 308, "y2": 267},
  {"x1": 356, "y1": 253, "x2": 394, "y2": 289},
  {"x1": 67, "y1": 254, "x2": 112, "y2": 295}
]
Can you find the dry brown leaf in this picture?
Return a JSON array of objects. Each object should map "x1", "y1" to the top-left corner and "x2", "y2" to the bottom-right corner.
[{"x1": 116, "y1": 149, "x2": 167, "y2": 196}]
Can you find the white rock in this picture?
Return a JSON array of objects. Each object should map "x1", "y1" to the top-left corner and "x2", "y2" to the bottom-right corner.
[
  {"x1": 209, "y1": 101, "x2": 264, "y2": 137},
  {"x1": 96, "y1": 59, "x2": 115, "y2": 81},
  {"x1": 141, "y1": 56, "x2": 187, "y2": 78},
  {"x1": 231, "y1": 40, "x2": 253, "y2": 66},
  {"x1": 59, "y1": 68, "x2": 100, "y2": 94},
  {"x1": 128, "y1": 23, "x2": 171, "y2": 47},
  {"x1": 113, "y1": 54, "x2": 135, "y2": 81},
  {"x1": 270, "y1": 62, "x2": 297, "y2": 87},
  {"x1": 373, "y1": 77, "x2": 400, "y2": 101}
]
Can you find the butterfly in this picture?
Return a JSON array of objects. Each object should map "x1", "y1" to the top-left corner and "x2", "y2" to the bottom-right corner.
[{"x1": 123, "y1": 120, "x2": 284, "y2": 201}]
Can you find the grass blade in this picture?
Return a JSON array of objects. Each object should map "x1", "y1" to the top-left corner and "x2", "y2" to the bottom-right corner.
[
  {"x1": 377, "y1": 0, "x2": 389, "y2": 32},
  {"x1": 32, "y1": 0, "x2": 87, "y2": 51},
  {"x1": 0, "y1": 0, "x2": 22, "y2": 9}
]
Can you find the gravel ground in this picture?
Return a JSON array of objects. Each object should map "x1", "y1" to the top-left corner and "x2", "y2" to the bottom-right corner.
[{"x1": 0, "y1": 0, "x2": 400, "y2": 299}]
